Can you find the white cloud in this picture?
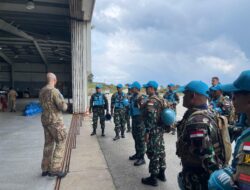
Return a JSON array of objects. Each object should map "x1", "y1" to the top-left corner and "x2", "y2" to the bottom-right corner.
[{"x1": 92, "y1": 0, "x2": 250, "y2": 86}]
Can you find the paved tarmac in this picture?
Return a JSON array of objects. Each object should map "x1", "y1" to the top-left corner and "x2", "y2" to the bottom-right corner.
[{"x1": 95, "y1": 101, "x2": 186, "y2": 190}]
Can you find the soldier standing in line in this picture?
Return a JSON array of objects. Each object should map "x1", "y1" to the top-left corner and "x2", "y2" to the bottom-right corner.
[
  {"x1": 89, "y1": 84, "x2": 109, "y2": 137},
  {"x1": 111, "y1": 84, "x2": 127, "y2": 141},
  {"x1": 141, "y1": 81, "x2": 166, "y2": 187},
  {"x1": 126, "y1": 84, "x2": 132, "y2": 133},
  {"x1": 8, "y1": 87, "x2": 18, "y2": 112},
  {"x1": 163, "y1": 83, "x2": 180, "y2": 135},
  {"x1": 129, "y1": 81, "x2": 147, "y2": 166},
  {"x1": 208, "y1": 70, "x2": 250, "y2": 190},
  {"x1": 39, "y1": 73, "x2": 68, "y2": 178},
  {"x1": 175, "y1": 81, "x2": 222, "y2": 190}
]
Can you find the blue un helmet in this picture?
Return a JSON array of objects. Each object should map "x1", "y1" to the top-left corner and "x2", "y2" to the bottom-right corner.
[
  {"x1": 117, "y1": 84, "x2": 123, "y2": 89},
  {"x1": 161, "y1": 108, "x2": 176, "y2": 126},
  {"x1": 208, "y1": 169, "x2": 235, "y2": 190},
  {"x1": 105, "y1": 113, "x2": 112, "y2": 121},
  {"x1": 131, "y1": 81, "x2": 141, "y2": 90},
  {"x1": 123, "y1": 98, "x2": 129, "y2": 106}
]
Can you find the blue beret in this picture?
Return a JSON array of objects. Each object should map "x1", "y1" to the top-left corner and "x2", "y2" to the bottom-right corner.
[{"x1": 176, "y1": 80, "x2": 209, "y2": 97}]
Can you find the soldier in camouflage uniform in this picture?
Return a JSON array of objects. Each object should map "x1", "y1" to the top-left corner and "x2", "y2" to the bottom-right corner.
[
  {"x1": 163, "y1": 83, "x2": 180, "y2": 135},
  {"x1": 126, "y1": 85, "x2": 132, "y2": 132},
  {"x1": 208, "y1": 70, "x2": 250, "y2": 190},
  {"x1": 141, "y1": 81, "x2": 166, "y2": 187},
  {"x1": 129, "y1": 81, "x2": 147, "y2": 166},
  {"x1": 89, "y1": 84, "x2": 109, "y2": 137},
  {"x1": 176, "y1": 81, "x2": 222, "y2": 190},
  {"x1": 39, "y1": 73, "x2": 68, "y2": 178},
  {"x1": 111, "y1": 84, "x2": 127, "y2": 141},
  {"x1": 8, "y1": 87, "x2": 18, "y2": 112},
  {"x1": 209, "y1": 84, "x2": 235, "y2": 124}
]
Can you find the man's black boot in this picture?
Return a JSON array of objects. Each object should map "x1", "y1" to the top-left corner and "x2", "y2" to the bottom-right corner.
[
  {"x1": 121, "y1": 129, "x2": 125, "y2": 138},
  {"x1": 90, "y1": 129, "x2": 96, "y2": 136},
  {"x1": 101, "y1": 128, "x2": 105, "y2": 137},
  {"x1": 113, "y1": 130, "x2": 120, "y2": 141},
  {"x1": 157, "y1": 169, "x2": 166, "y2": 182},
  {"x1": 141, "y1": 174, "x2": 158, "y2": 186},
  {"x1": 48, "y1": 171, "x2": 67, "y2": 178},
  {"x1": 129, "y1": 154, "x2": 138, "y2": 160},
  {"x1": 134, "y1": 157, "x2": 146, "y2": 166},
  {"x1": 42, "y1": 171, "x2": 49, "y2": 177}
]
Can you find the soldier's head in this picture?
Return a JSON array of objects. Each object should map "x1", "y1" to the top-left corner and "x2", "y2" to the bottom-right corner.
[
  {"x1": 221, "y1": 70, "x2": 250, "y2": 116},
  {"x1": 143, "y1": 81, "x2": 158, "y2": 96},
  {"x1": 47, "y1": 72, "x2": 57, "y2": 87},
  {"x1": 131, "y1": 81, "x2": 141, "y2": 94},
  {"x1": 116, "y1": 84, "x2": 123, "y2": 93},
  {"x1": 168, "y1": 83, "x2": 175, "y2": 91},
  {"x1": 96, "y1": 84, "x2": 102, "y2": 93},
  {"x1": 210, "y1": 84, "x2": 223, "y2": 99},
  {"x1": 177, "y1": 81, "x2": 209, "y2": 108},
  {"x1": 211, "y1": 77, "x2": 220, "y2": 87}
]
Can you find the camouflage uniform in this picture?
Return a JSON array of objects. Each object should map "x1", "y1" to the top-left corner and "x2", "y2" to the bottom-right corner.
[
  {"x1": 39, "y1": 84, "x2": 68, "y2": 173},
  {"x1": 163, "y1": 90, "x2": 180, "y2": 134},
  {"x1": 126, "y1": 92, "x2": 133, "y2": 132},
  {"x1": 8, "y1": 89, "x2": 18, "y2": 112},
  {"x1": 210, "y1": 95, "x2": 235, "y2": 124},
  {"x1": 144, "y1": 94, "x2": 166, "y2": 176},
  {"x1": 163, "y1": 90, "x2": 179, "y2": 112},
  {"x1": 89, "y1": 93, "x2": 108, "y2": 132},
  {"x1": 130, "y1": 93, "x2": 147, "y2": 158},
  {"x1": 176, "y1": 107, "x2": 221, "y2": 190},
  {"x1": 111, "y1": 92, "x2": 127, "y2": 137}
]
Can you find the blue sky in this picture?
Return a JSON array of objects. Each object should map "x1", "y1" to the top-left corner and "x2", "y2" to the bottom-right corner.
[{"x1": 91, "y1": 0, "x2": 250, "y2": 86}]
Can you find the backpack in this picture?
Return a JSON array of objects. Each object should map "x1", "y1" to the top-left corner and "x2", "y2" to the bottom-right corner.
[{"x1": 190, "y1": 110, "x2": 232, "y2": 166}]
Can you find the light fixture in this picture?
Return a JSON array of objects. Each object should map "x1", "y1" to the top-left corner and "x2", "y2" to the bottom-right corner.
[{"x1": 26, "y1": 0, "x2": 35, "y2": 10}]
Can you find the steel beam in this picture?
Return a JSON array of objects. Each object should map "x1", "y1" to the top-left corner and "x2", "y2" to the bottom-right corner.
[
  {"x1": 0, "y1": 51, "x2": 14, "y2": 87},
  {"x1": 0, "y1": 19, "x2": 49, "y2": 71}
]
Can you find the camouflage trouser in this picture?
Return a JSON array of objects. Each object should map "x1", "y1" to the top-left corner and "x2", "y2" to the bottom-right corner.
[
  {"x1": 114, "y1": 108, "x2": 126, "y2": 133},
  {"x1": 146, "y1": 127, "x2": 166, "y2": 175},
  {"x1": 41, "y1": 124, "x2": 67, "y2": 172},
  {"x1": 178, "y1": 168, "x2": 209, "y2": 190},
  {"x1": 9, "y1": 99, "x2": 16, "y2": 111},
  {"x1": 132, "y1": 116, "x2": 145, "y2": 158},
  {"x1": 92, "y1": 107, "x2": 105, "y2": 130},
  {"x1": 126, "y1": 110, "x2": 131, "y2": 131}
]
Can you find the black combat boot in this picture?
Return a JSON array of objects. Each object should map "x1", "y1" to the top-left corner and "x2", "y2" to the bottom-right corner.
[
  {"x1": 41, "y1": 171, "x2": 49, "y2": 177},
  {"x1": 129, "y1": 154, "x2": 138, "y2": 160},
  {"x1": 134, "y1": 157, "x2": 146, "y2": 166},
  {"x1": 48, "y1": 171, "x2": 67, "y2": 178},
  {"x1": 121, "y1": 129, "x2": 125, "y2": 138},
  {"x1": 113, "y1": 130, "x2": 120, "y2": 141},
  {"x1": 101, "y1": 128, "x2": 105, "y2": 137},
  {"x1": 141, "y1": 174, "x2": 158, "y2": 186},
  {"x1": 90, "y1": 129, "x2": 96, "y2": 136},
  {"x1": 157, "y1": 169, "x2": 166, "y2": 182}
]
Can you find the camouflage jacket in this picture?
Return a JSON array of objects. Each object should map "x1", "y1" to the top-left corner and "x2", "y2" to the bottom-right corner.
[
  {"x1": 39, "y1": 84, "x2": 68, "y2": 126},
  {"x1": 163, "y1": 91, "x2": 179, "y2": 104},
  {"x1": 130, "y1": 92, "x2": 147, "y2": 117},
  {"x1": 111, "y1": 92, "x2": 127, "y2": 110},
  {"x1": 143, "y1": 94, "x2": 164, "y2": 133},
  {"x1": 176, "y1": 107, "x2": 220, "y2": 173},
  {"x1": 210, "y1": 95, "x2": 235, "y2": 123}
]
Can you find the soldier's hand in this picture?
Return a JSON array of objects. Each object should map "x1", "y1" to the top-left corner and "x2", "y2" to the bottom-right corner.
[{"x1": 144, "y1": 133, "x2": 149, "y2": 143}]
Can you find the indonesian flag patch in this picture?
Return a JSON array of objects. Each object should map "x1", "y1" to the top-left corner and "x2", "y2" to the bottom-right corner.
[
  {"x1": 243, "y1": 142, "x2": 250, "y2": 152},
  {"x1": 190, "y1": 130, "x2": 205, "y2": 138}
]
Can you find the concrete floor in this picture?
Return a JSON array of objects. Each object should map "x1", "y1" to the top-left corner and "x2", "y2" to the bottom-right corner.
[{"x1": 0, "y1": 99, "x2": 72, "y2": 190}]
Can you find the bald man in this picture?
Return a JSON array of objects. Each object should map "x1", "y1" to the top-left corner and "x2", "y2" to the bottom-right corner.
[{"x1": 39, "y1": 73, "x2": 68, "y2": 178}]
